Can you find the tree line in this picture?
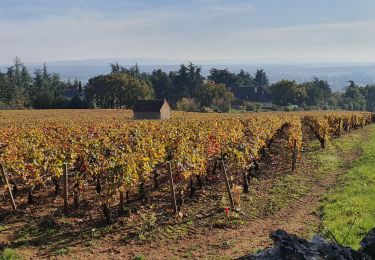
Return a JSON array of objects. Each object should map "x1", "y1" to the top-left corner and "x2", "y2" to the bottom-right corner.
[
  {"x1": 269, "y1": 79, "x2": 375, "y2": 111},
  {"x1": 1, "y1": 57, "x2": 375, "y2": 112},
  {"x1": 86, "y1": 62, "x2": 238, "y2": 112},
  {"x1": 0, "y1": 57, "x2": 87, "y2": 109}
]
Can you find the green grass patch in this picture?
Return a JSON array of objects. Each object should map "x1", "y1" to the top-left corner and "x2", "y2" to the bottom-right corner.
[
  {"x1": 0, "y1": 248, "x2": 23, "y2": 260},
  {"x1": 268, "y1": 174, "x2": 309, "y2": 213},
  {"x1": 264, "y1": 130, "x2": 366, "y2": 217},
  {"x1": 0, "y1": 226, "x2": 7, "y2": 232},
  {"x1": 309, "y1": 132, "x2": 363, "y2": 176},
  {"x1": 321, "y1": 126, "x2": 375, "y2": 249}
]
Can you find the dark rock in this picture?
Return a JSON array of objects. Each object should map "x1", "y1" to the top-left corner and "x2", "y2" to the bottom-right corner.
[
  {"x1": 310, "y1": 234, "x2": 370, "y2": 260},
  {"x1": 239, "y1": 229, "x2": 371, "y2": 260},
  {"x1": 360, "y1": 228, "x2": 375, "y2": 258}
]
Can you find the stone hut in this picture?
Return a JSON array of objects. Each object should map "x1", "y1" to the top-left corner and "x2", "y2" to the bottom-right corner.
[{"x1": 133, "y1": 99, "x2": 171, "y2": 120}]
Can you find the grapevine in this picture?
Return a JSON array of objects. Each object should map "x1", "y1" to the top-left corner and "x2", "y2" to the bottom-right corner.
[{"x1": 0, "y1": 110, "x2": 373, "y2": 219}]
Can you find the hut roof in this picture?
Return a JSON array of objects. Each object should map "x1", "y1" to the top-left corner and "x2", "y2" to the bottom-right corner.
[
  {"x1": 231, "y1": 87, "x2": 272, "y2": 103},
  {"x1": 133, "y1": 99, "x2": 167, "y2": 112}
]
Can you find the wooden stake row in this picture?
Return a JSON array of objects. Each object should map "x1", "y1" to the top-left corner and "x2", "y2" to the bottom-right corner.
[
  {"x1": 1, "y1": 150, "x2": 280, "y2": 216},
  {"x1": 0, "y1": 159, "x2": 238, "y2": 215},
  {"x1": 0, "y1": 162, "x2": 69, "y2": 214}
]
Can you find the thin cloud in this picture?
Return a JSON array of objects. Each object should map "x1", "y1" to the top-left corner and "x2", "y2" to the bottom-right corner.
[
  {"x1": 0, "y1": 1, "x2": 374, "y2": 64},
  {"x1": 233, "y1": 20, "x2": 375, "y2": 45},
  {"x1": 237, "y1": 20, "x2": 375, "y2": 35},
  {"x1": 229, "y1": 20, "x2": 375, "y2": 63}
]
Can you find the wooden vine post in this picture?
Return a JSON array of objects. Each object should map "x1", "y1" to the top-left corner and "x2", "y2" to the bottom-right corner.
[
  {"x1": 220, "y1": 158, "x2": 235, "y2": 210},
  {"x1": 118, "y1": 174, "x2": 124, "y2": 215},
  {"x1": 119, "y1": 191, "x2": 124, "y2": 214},
  {"x1": 63, "y1": 162, "x2": 69, "y2": 215},
  {"x1": 291, "y1": 139, "x2": 297, "y2": 172},
  {"x1": 0, "y1": 164, "x2": 17, "y2": 211},
  {"x1": 167, "y1": 161, "x2": 178, "y2": 215}
]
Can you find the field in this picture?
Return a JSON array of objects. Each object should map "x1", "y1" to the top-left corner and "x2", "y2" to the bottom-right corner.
[{"x1": 0, "y1": 109, "x2": 374, "y2": 259}]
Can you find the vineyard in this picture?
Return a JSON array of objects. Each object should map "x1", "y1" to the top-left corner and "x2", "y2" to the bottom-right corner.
[{"x1": 0, "y1": 110, "x2": 373, "y2": 225}]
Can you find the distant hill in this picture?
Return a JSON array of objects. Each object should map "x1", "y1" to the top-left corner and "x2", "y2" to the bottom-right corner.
[{"x1": 1, "y1": 58, "x2": 375, "y2": 91}]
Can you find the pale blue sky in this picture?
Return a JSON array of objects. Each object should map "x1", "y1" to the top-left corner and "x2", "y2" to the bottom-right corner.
[{"x1": 0, "y1": 0, "x2": 374, "y2": 64}]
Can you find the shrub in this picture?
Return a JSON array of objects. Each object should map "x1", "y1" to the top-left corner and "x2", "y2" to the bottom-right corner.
[{"x1": 175, "y1": 98, "x2": 200, "y2": 112}]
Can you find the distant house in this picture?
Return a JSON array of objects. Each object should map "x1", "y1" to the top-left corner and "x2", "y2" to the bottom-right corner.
[
  {"x1": 231, "y1": 86, "x2": 273, "y2": 109},
  {"x1": 62, "y1": 89, "x2": 84, "y2": 101},
  {"x1": 133, "y1": 99, "x2": 171, "y2": 120}
]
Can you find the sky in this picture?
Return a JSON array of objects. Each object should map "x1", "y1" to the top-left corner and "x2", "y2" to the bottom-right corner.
[{"x1": 0, "y1": 0, "x2": 375, "y2": 64}]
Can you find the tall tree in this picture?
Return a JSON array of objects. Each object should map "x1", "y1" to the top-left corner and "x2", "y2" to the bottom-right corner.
[
  {"x1": 170, "y1": 63, "x2": 203, "y2": 104},
  {"x1": 208, "y1": 68, "x2": 239, "y2": 89},
  {"x1": 32, "y1": 69, "x2": 49, "y2": 100},
  {"x1": 0, "y1": 72, "x2": 12, "y2": 105},
  {"x1": 5, "y1": 57, "x2": 32, "y2": 108},
  {"x1": 150, "y1": 69, "x2": 172, "y2": 100},
  {"x1": 340, "y1": 81, "x2": 367, "y2": 111},
  {"x1": 78, "y1": 81, "x2": 83, "y2": 93},
  {"x1": 31, "y1": 65, "x2": 70, "y2": 108},
  {"x1": 110, "y1": 62, "x2": 150, "y2": 82},
  {"x1": 365, "y1": 85, "x2": 375, "y2": 112},
  {"x1": 110, "y1": 62, "x2": 121, "y2": 73},
  {"x1": 254, "y1": 69, "x2": 269, "y2": 88},
  {"x1": 237, "y1": 70, "x2": 254, "y2": 87},
  {"x1": 302, "y1": 77, "x2": 332, "y2": 108}
]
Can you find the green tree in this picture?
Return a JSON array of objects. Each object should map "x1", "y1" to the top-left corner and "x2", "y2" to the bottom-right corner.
[
  {"x1": 86, "y1": 73, "x2": 154, "y2": 108},
  {"x1": 5, "y1": 57, "x2": 33, "y2": 108},
  {"x1": 0, "y1": 59, "x2": 82, "y2": 109},
  {"x1": 0, "y1": 72, "x2": 12, "y2": 105},
  {"x1": 150, "y1": 69, "x2": 172, "y2": 100},
  {"x1": 208, "y1": 68, "x2": 239, "y2": 89},
  {"x1": 110, "y1": 62, "x2": 121, "y2": 73},
  {"x1": 327, "y1": 91, "x2": 341, "y2": 109},
  {"x1": 49, "y1": 73, "x2": 67, "y2": 98},
  {"x1": 170, "y1": 63, "x2": 203, "y2": 104},
  {"x1": 340, "y1": 81, "x2": 367, "y2": 111},
  {"x1": 78, "y1": 81, "x2": 83, "y2": 93},
  {"x1": 269, "y1": 80, "x2": 306, "y2": 106},
  {"x1": 208, "y1": 69, "x2": 256, "y2": 88},
  {"x1": 237, "y1": 70, "x2": 254, "y2": 87},
  {"x1": 31, "y1": 64, "x2": 67, "y2": 105},
  {"x1": 254, "y1": 69, "x2": 269, "y2": 87},
  {"x1": 302, "y1": 77, "x2": 332, "y2": 108},
  {"x1": 32, "y1": 69, "x2": 50, "y2": 100},
  {"x1": 365, "y1": 85, "x2": 375, "y2": 111},
  {"x1": 110, "y1": 62, "x2": 150, "y2": 82},
  {"x1": 196, "y1": 81, "x2": 234, "y2": 112}
]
